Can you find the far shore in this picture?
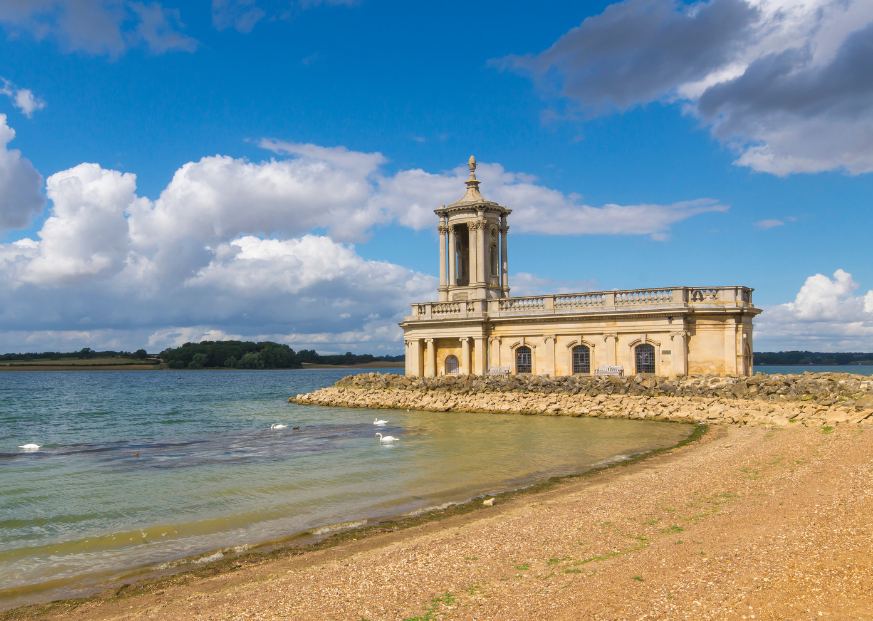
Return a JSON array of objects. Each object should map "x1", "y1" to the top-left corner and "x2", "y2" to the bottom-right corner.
[{"x1": 0, "y1": 361, "x2": 403, "y2": 372}]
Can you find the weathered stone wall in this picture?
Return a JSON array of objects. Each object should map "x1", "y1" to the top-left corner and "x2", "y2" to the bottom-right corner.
[{"x1": 292, "y1": 372, "x2": 873, "y2": 427}]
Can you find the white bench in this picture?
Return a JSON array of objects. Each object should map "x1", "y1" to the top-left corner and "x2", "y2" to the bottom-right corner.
[
  {"x1": 595, "y1": 365, "x2": 624, "y2": 377},
  {"x1": 487, "y1": 366, "x2": 511, "y2": 376}
]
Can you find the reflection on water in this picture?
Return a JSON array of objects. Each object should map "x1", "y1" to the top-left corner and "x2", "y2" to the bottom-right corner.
[{"x1": 0, "y1": 369, "x2": 692, "y2": 609}]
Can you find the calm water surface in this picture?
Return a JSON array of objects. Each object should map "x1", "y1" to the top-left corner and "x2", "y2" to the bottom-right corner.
[{"x1": 0, "y1": 369, "x2": 692, "y2": 609}]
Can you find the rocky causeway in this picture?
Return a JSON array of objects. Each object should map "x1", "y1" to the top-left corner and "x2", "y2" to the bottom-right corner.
[{"x1": 292, "y1": 371, "x2": 873, "y2": 428}]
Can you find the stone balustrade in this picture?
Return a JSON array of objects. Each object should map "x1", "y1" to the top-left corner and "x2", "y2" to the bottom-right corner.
[{"x1": 408, "y1": 286, "x2": 754, "y2": 320}]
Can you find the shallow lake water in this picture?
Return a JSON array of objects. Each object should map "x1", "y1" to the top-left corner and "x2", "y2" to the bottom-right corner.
[{"x1": 0, "y1": 368, "x2": 693, "y2": 609}]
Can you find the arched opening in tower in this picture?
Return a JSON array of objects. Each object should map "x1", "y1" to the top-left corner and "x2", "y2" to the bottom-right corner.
[{"x1": 454, "y1": 222, "x2": 470, "y2": 286}]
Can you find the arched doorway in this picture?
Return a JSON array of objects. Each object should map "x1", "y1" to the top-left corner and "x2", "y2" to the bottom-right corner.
[
  {"x1": 515, "y1": 346, "x2": 532, "y2": 374},
  {"x1": 572, "y1": 345, "x2": 590, "y2": 374},
  {"x1": 445, "y1": 355, "x2": 459, "y2": 375},
  {"x1": 635, "y1": 344, "x2": 656, "y2": 374}
]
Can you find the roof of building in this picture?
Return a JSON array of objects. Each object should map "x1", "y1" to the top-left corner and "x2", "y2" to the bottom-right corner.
[{"x1": 434, "y1": 156, "x2": 511, "y2": 216}]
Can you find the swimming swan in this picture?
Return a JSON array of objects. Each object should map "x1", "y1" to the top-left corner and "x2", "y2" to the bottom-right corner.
[
  {"x1": 373, "y1": 418, "x2": 388, "y2": 425},
  {"x1": 271, "y1": 424, "x2": 288, "y2": 430},
  {"x1": 375, "y1": 433, "x2": 398, "y2": 443},
  {"x1": 19, "y1": 444, "x2": 40, "y2": 450}
]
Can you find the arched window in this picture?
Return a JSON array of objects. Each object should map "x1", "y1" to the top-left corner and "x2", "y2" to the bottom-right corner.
[
  {"x1": 572, "y1": 345, "x2": 590, "y2": 374},
  {"x1": 635, "y1": 344, "x2": 656, "y2": 374},
  {"x1": 516, "y1": 346, "x2": 532, "y2": 374},
  {"x1": 445, "y1": 355, "x2": 459, "y2": 375}
]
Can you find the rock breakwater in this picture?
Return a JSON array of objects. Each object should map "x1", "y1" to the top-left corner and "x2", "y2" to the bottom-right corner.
[{"x1": 293, "y1": 372, "x2": 873, "y2": 427}]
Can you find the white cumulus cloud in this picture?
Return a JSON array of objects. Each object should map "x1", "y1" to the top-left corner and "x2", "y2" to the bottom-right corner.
[
  {"x1": 0, "y1": 114, "x2": 45, "y2": 232},
  {"x1": 0, "y1": 143, "x2": 728, "y2": 352},
  {"x1": 755, "y1": 269, "x2": 873, "y2": 350}
]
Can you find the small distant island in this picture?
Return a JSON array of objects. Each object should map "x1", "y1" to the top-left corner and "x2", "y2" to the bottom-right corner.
[
  {"x1": 159, "y1": 341, "x2": 403, "y2": 370},
  {"x1": 0, "y1": 342, "x2": 404, "y2": 371}
]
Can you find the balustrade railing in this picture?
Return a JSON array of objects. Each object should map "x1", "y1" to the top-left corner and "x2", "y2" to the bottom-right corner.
[
  {"x1": 615, "y1": 289, "x2": 672, "y2": 305},
  {"x1": 554, "y1": 293, "x2": 605, "y2": 309},
  {"x1": 409, "y1": 286, "x2": 753, "y2": 320},
  {"x1": 499, "y1": 297, "x2": 545, "y2": 312}
]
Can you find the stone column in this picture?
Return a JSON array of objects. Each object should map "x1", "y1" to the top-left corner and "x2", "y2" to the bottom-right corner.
[
  {"x1": 406, "y1": 339, "x2": 422, "y2": 377},
  {"x1": 670, "y1": 330, "x2": 688, "y2": 377},
  {"x1": 476, "y1": 211, "x2": 486, "y2": 289},
  {"x1": 460, "y1": 337, "x2": 471, "y2": 375},
  {"x1": 468, "y1": 223, "x2": 478, "y2": 289},
  {"x1": 473, "y1": 336, "x2": 486, "y2": 375},
  {"x1": 448, "y1": 225, "x2": 456, "y2": 288},
  {"x1": 438, "y1": 220, "x2": 448, "y2": 302},
  {"x1": 500, "y1": 216, "x2": 509, "y2": 297},
  {"x1": 425, "y1": 338, "x2": 436, "y2": 377},
  {"x1": 724, "y1": 319, "x2": 737, "y2": 375},
  {"x1": 604, "y1": 333, "x2": 617, "y2": 367}
]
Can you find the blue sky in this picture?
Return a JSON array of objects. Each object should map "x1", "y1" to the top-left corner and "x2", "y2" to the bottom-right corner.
[{"x1": 1, "y1": 0, "x2": 872, "y2": 354}]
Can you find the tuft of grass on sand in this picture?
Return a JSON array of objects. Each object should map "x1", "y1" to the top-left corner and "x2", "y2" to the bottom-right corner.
[{"x1": 403, "y1": 592, "x2": 456, "y2": 621}]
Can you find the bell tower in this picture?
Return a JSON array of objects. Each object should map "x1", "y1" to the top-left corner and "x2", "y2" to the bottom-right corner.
[{"x1": 435, "y1": 156, "x2": 511, "y2": 301}]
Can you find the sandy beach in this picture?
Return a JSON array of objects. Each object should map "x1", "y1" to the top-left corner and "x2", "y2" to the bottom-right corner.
[{"x1": 6, "y1": 421, "x2": 871, "y2": 621}]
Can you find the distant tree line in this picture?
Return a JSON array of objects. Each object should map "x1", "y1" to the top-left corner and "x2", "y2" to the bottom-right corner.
[
  {"x1": 295, "y1": 350, "x2": 405, "y2": 366},
  {"x1": 754, "y1": 351, "x2": 873, "y2": 365},
  {"x1": 0, "y1": 348, "x2": 149, "y2": 361},
  {"x1": 158, "y1": 341, "x2": 405, "y2": 370}
]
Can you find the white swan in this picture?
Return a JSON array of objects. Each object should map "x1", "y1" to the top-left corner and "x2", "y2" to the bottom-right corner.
[
  {"x1": 375, "y1": 433, "x2": 398, "y2": 443},
  {"x1": 271, "y1": 424, "x2": 288, "y2": 430},
  {"x1": 19, "y1": 444, "x2": 40, "y2": 450},
  {"x1": 373, "y1": 418, "x2": 388, "y2": 426}
]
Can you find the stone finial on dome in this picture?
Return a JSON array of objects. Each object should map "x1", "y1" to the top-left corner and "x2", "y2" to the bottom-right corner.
[{"x1": 468, "y1": 155, "x2": 477, "y2": 178}]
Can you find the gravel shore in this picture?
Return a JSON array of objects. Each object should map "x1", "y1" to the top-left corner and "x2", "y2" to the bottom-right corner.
[{"x1": 10, "y1": 423, "x2": 872, "y2": 621}]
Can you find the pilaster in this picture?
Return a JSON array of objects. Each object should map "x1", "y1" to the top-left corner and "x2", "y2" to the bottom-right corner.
[
  {"x1": 425, "y1": 338, "x2": 436, "y2": 377},
  {"x1": 460, "y1": 337, "x2": 471, "y2": 375},
  {"x1": 473, "y1": 336, "x2": 486, "y2": 375},
  {"x1": 544, "y1": 334, "x2": 556, "y2": 377},
  {"x1": 670, "y1": 330, "x2": 689, "y2": 377},
  {"x1": 724, "y1": 318, "x2": 738, "y2": 375},
  {"x1": 603, "y1": 333, "x2": 618, "y2": 366}
]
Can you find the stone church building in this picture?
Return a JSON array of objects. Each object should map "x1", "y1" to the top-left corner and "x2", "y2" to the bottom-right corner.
[{"x1": 400, "y1": 157, "x2": 761, "y2": 378}]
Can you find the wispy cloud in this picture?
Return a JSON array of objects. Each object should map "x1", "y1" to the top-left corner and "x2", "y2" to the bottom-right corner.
[
  {"x1": 0, "y1": 0, "x2": 198, "y2": 56},
  {"x1": 754, "y1": 218, "x2": 784, "y2": 230}
]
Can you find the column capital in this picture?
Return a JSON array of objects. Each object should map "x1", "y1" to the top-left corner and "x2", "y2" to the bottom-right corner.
[
  {"x1": 670, "y1": 330, "x2": 689, "y2": 339},
  {"x1": 543, "y1": 334, "x2": 556, "y2": 343},
  {"x1": 603, "y1": 332, "x2": 617, "y2": 342},
  {"x1": 499, "y1": 225, "x2": 509, "y2": 234},
  {"x1": 438, "y1": 225, "x2": 449, "y2": 234},
  {"x1": 424, "y1": 338, "x2": 434, "y2": 343},
  {"x1": 459, "y1": 336, "x2": 470, "y2": 342}
]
